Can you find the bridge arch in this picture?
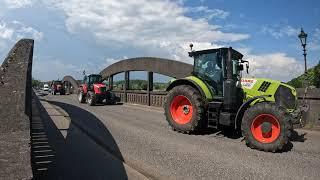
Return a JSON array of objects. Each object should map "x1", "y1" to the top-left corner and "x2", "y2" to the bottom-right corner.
[
  {"x1": 99, "y1": 57, "x2": 193, "y2": 106},
  {"x1": 62, "y1": 75, "x2": 79, "y2": 94},
  {"x1": 99, "y1": 57, "x2": 193, "y2": 79}
]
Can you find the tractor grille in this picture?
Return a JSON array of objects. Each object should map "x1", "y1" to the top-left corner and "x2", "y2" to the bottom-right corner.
[
  {"x1": 258, "y1": 81, "x2": 271, "y2": 92},
  {"x1": 100, "y1": 87, "x2": 106, "y2": 93},
  {"x1": 274, "y1": 85, "x2": 296, "y2": 109}
]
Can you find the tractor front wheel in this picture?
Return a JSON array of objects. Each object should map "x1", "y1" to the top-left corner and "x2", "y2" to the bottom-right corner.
[
  {"x1": 241, "y1": 102, "x2": 291, "y2": 152},
  {"x1": 87, "y1": 92, "x2": 96, "y2": 106},
  {"x1": 78, "y1": 91, "x2": 85, "y2": 103},
  {"x1": 164, "y1": 85, "x2": 205, "y2": 133}
]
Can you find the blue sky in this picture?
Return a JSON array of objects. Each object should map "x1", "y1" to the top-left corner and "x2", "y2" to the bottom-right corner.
[{"x1": 0, "y1": 0, "x2": 319, "y2": 82}]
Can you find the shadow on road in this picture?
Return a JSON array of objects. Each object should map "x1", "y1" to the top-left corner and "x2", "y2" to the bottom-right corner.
[
  {"x1": 290, "y1": 130, "x2": 307, "y2": 142},
  {"x1": 31, "y1": 98, "x2": 127, "y2": 180}
]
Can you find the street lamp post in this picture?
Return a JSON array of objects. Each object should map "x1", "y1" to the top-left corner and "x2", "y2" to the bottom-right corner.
[{"x1": 298, "y1": 28, "x2": 308, "y2": 74}]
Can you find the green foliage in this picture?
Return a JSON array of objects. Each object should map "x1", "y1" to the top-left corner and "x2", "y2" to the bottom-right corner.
[
  {"x1": 113, "y1": 79, "x2": 168, "y2": 90},
  {"x1": 312, "y1": 61, "x2": 320, "y2": 87},
  {"x1": 153, "y1": 82, "x2": 169, "y2": 90},
  {"x1": 32, "y1": 78, "x2": 41, "y2": 88},
  {"x1": 287, "y1": 61, "x2": 320, "y2": 88},
  {"x1": 129, "y1": 80, "x2": 148, "y2": 90}
]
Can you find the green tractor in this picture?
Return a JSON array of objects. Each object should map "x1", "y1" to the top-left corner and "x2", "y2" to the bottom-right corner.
[{"x1": 164, "y1": 44, "x2": 300, "y2": 152}]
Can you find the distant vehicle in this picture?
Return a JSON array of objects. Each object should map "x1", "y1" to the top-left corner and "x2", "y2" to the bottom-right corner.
[
  {"x1": 43, "y1": 84, "x2": 49, "y2": 91},
  {"x1": 50, "y1": 80, "x2": 65, "y2": 95},
  {"x1": 78, "y1": 74, "x2": 119, "y2": 106}
]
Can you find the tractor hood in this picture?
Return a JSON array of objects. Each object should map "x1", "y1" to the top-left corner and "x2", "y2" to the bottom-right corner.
[
  {"x1": 241, "y1": 78, "x2": 297, "y2": 111},
  {"x1": 93, "y1": 83, "x2": 107, "y2": 94},
  {"x1": 93, "y1": 83, "x2": 106, "y2": 88}
]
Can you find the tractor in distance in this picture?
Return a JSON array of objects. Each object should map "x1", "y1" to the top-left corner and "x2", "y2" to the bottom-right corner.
[
  {"x1": 164, "y1": 44, "x2": 300, "y2": 152},
  {"x1": 51, "y1": 80, "x2": 65, "y2": 95},
  {"x1": 78, "y1": 74, "x2": 119, "y2": 106}
]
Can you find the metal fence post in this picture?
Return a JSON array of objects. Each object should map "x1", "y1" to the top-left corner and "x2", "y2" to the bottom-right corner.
[
  {"x1": 109, "y1": 75, "x2": 113, "y2": 90},
  {"x1": 124, "y1": 71, "x2": 129, "y2": 102},
  {"x1": 147, "y1": 71, "x2": 153, "y2": 106}
]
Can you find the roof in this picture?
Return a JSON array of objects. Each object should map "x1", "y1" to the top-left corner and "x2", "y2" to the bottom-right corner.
[
  {"x1": 189, "y1": 47, "x2": 243, "y2": 59},
  {"x1": 87, "y1": 74, "x2": 101, "y2": 76}
]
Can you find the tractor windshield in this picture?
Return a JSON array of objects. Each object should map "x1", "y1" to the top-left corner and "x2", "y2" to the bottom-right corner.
[
  {"x1": 193, "y1": 52, "x2": 223, "y2": 95},
  {"x1": 192, "y1": 48, "x2": 243, "y2": 95},
  {"x1": 89, "y1": 75, "x2": 102, "y2": 84}
]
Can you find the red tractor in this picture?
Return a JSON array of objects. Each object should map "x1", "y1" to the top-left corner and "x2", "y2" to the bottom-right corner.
[
  {"x1": 51, "y1": 80, "x2": 65, "y2": 95},
  {"x1": 77, "y1": 74, "x2": 119, "y2": 106}
]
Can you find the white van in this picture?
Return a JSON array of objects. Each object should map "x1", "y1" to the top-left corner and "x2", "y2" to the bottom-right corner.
[{"x1": 43, "y1": 84, "x2": 49, "y2": 91}]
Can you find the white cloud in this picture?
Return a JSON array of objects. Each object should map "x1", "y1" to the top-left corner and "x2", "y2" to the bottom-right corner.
[
  {"x1": 0, "y1": 21, "x2": 43, "y2": 41},
  {"x1": 16, "y1": 26, "x2": 43, "y2": 41},
  {"x1": 187, "y1": 6, "x2": 230, "y2": 20},
  {"x1": 33, "y1": 57, "x2": 79, "y2": 80},
  {"x1": 103, "y1": 56, "x2": 128, "y2": 67},
  {"x1": 0, "y1": 20, "x2": 44, "y2": 64},
  {"x1": 34, "y1": 0, "x2": 301, "y2": 82},
  {"x1": 309, "y1": 28, "x2": 320, "y2": 51},
  {"x1": 242, "y1": 49, "x2": 304, "y2": 81},
  {"x1": 314, "y1": 28, "x2": 320, "y2": 38},
  {"x1": 0, "y1": 22, "x2": 14, "y2": 39},
  {"x1": 262, "y1": 25, "x2": 299, "y2": 39},
  {"x1": 4, "y1": 0, "x2": 35, "y2": 9},
  {"x1": 47, "y1": 0, "x2": 248, "y2": 60}
]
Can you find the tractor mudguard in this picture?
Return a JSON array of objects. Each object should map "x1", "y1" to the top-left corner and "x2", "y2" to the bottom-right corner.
[
  {"x1": 234, "y1": 95, "x2": 271, "y2": 129},
  {"x1": 167, "y1": 76, "x2": 214, "y2": 100},
  {"x1": 166, "y1": 78, "x2": 212, "y2": 101}
]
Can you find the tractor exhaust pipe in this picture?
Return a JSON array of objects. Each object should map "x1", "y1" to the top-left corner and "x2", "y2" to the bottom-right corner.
[{"x1": 223, "y1": 47, "x2": 238, "y2": 112}]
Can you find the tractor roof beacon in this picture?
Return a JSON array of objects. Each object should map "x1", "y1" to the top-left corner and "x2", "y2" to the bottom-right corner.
[{"x1": 164, "y1": 45, "x2": 296, "y2": 152}]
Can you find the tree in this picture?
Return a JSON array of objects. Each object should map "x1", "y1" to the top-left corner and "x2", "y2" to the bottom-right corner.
[
  {"x1": 32, "y1": 78, "x2": 41, "y2": 88},
  {"x1": 312, "y1": 61, "x2": 320, "y2": 88},
  {"x1": 287, "y1": 61, "x2": 320, "y2": 88}
]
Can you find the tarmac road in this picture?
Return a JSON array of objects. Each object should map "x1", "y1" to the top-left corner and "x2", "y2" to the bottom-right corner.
[{"x1": 40, "y1": 93, "x2": 320, "y2": 180}]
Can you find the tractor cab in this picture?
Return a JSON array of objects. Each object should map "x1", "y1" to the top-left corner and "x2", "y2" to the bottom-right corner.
[
  {"x1": 189, "y1": 47, "x2": 246, "y2": 96},
  {"x1": 164, "y1": 44, "x2": 296, "y2": 152},
  {"x1": 83, "y1": 74, "x2": 103, "y2": 86},
  {"x1": 188, "y1": 46, "x2": 249, "y2": 127}
]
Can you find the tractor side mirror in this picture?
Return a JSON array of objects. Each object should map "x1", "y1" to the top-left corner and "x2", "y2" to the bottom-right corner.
[
  {"x1": 246, "y1": 63, "x2": 249, "y2": 74},
  {"x1": 238, "y1": 64, "x2": 244, "y2": 71},
  {"x1": 241, "y1": 60, "x2": 249, "y2": 74}
]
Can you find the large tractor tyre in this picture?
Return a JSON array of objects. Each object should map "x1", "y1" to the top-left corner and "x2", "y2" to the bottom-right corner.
[
  {"x1": 78, "y1": 91, "x2": 85, "y2": 103},
  {"x1": 60, "y1": 90, "x2": 65, "y2": 95},
  {"x1": 164, "y1": 85, "x2": 206, "y2": 133},
  {"x1": 241, "y1": 102, "x2": 291, "y2": 152},
  {"x1": 107, "y1": 92, "x2": 118, "y2": 105},
  {"x1": 87, "y1": 92, "x2": 96, "y2": 106}
]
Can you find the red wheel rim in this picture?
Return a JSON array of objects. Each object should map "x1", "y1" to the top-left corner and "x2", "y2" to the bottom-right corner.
[
  {"x1": 170, "y1": 95, "x2": 193, "y2": 124},
  {"x1": 250, "y1": 114, "x2": 281, "y2": 143}
]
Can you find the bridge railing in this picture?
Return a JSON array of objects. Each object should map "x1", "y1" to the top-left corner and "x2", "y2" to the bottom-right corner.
[
  {"x1": 297, "y1": 88, "x2": 320, "y2": 128},
  {"x1": 113, "y1": 90, "x2": 167, "y2": 107}
]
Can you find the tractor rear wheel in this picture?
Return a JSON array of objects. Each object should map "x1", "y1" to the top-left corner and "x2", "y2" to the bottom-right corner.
[
  {"x1": 241, "y1": 102, "x2": 291, "y2": 152},
  {"x1": 78, "y1": 91, "x2": 85, "y2": 103},
  {"x1": 164, "y1": 85, "x2": 205, "y2": 133}
]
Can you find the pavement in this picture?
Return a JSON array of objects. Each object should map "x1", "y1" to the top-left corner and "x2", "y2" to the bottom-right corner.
[
  {"x1": 32, "y1": 92, "x2": 147, "y2": 180},
  {"x1": 35, "y1": 92, "x2": 320, "y2": 180}
]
